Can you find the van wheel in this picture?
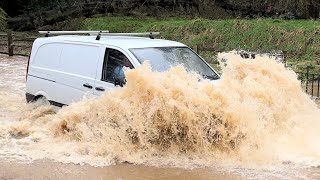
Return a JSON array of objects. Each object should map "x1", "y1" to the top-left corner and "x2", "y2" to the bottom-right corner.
[{"x1": 34, "y1": 96, "x2": 50, "y2": 106}]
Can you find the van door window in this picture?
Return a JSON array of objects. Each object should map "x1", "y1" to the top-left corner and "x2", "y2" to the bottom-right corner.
[{"x1": 102, "y1": 48, "x2": 133, "y2": 86}]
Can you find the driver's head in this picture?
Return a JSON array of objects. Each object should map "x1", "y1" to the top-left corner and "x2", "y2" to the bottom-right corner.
[{"x1": 121, "y1": 58, "x2": 133, "y2": 68}]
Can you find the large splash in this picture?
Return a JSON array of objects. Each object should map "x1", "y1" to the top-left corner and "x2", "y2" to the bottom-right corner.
[{"x1": 0, "y1": 53, "x2": 319, "y2": 168}]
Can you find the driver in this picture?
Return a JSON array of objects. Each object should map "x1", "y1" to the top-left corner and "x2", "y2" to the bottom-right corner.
[{"x1": 113, "y1": 58, "x2": 133, "y2": 86}]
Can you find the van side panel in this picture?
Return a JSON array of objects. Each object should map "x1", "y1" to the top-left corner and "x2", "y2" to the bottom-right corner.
[
  {"x1": 26, "y1": 43, "x2": 63, "y2": 103},
  {"x1": 59, "y1": 44, "x2": 99, "y2": 78},
  {"x1": 32, "y1": 43, "x2": 61, "y2": 69},
  {"x1": 53, "y1": 43, "x2": 100, "y2": 104},
  {"x1": 27, "y1": 42, "x2": 100, "y2": 105}
]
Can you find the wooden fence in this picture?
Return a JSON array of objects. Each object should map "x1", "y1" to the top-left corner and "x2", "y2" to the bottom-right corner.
[
  {"x1": 296, "y1": 66, "x2": 320, "y2": 98},
  {"x1": 0, "y1": 31, "x2": 37, "y2": 56}
]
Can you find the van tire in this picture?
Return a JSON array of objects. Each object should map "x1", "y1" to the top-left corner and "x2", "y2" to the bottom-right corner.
[{"x1": 34, "y1": 95, "x2": 50, "y2": 106}]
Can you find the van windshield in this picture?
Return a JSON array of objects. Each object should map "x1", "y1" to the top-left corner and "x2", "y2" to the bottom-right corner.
[{"x1": 129, "y1": 47, "x2": 219, "y2": 80}]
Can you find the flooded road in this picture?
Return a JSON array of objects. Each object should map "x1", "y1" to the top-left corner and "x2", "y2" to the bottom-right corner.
[
  {"x1": 0, "y1": 54, "x2": 320, "y2": 179},
  {"x1": 0, "y1": 160, "x2": 239, "y2": 180}
]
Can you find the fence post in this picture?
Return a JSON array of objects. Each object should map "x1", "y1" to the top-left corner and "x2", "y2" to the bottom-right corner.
[
  {"x1": 317, "y1": 76, "x2": 320, "y2": 97},
  {"x1": 283, "y1": 51, "x2": 287, "y2": 67},
  {"x1": 7, "y1": 31, "x2": 13, "y2": 56},
  {"x1": 311, "y1": 74, "x2": 314, "y2": 96},
  {"x1": 305, "y1": 66, "x2": 310, "y2": 93}
]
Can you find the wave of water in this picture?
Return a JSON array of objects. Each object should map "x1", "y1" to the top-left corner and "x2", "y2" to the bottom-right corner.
[{"x1": 0, "y1": 54, "x2": 319, "y2": 171}]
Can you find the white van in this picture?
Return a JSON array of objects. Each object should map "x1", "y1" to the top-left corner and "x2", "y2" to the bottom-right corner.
[{"x1": 26, "y1": 31, "x2": 220, "y2": 106}]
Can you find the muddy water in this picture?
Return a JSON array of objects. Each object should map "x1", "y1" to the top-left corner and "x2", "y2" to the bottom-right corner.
[
  {"x1": 0, "y1": 54, "x2": 320, "y2": 179},
  {"x1": 0, "y1": 160, "x2": 239, "y2": 180}
]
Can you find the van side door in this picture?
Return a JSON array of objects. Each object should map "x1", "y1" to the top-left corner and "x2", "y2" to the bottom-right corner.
[
  {"x1": 94, "y1": 47, "x2": 134, "y2": 96},
  {"x1": 55, "y1": 43, "x2": 100, "y2": 104}
]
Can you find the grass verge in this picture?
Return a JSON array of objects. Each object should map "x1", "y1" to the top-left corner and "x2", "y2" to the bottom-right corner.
[
  {"x1": 0, "y1": 8, "x2": 7, "y2": 31},
  {"x1": 83, "y1": 16, "x2": 320, "y2": 71}
]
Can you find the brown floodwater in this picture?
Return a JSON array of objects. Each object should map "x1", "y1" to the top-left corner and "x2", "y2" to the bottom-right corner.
[
  {"x1": 0, "y1": 54, "x2": 320, "y2": 179},
  {"x1": 0, "y1": 160, "x2": 240, "y2": 180}
]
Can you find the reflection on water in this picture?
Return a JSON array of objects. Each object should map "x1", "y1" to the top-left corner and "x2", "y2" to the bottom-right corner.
[{"x1": 0, "y1": 54, "x2": 320, "y2": 179}]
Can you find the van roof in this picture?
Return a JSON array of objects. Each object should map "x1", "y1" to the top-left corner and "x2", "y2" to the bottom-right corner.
[{"x1": 35, "y1": 35, "x2": 187, "y2": 49}]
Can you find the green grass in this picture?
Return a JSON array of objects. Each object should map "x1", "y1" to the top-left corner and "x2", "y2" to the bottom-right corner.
[
  {"x1": 0, "y1": 8, "x2": 7, "y2": 31},
  {"x1": 83, "y1": 16, "x2": 320, "y2": 71}
]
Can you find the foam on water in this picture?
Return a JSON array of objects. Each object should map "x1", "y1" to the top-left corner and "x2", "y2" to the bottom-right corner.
[{"x1": 0, "y1": 54, "x2": 319, "y2": 170}]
